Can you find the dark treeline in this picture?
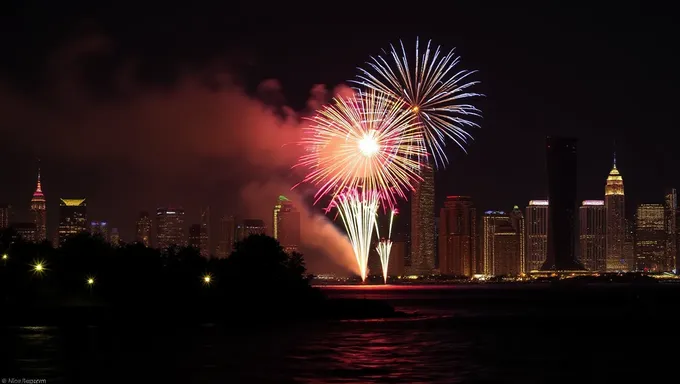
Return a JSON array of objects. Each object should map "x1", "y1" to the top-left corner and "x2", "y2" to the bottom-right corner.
[{"x1": 0, "y1": 230, "x2": 335, "y2": 321}]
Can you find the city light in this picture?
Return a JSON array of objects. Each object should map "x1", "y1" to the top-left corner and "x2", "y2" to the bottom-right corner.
[
  {"x1": 528, "y1": 200, "x2": 549, "y2": 206},
  {"x1": 2, "y1": 253, "x2": 7, "y2": 260},
  {"x1": 31, "y1": 259, "x2": 47, "y2": 276},
  {"x1": 582, "y1": 200, "x2": 604, "y2": 206},
  {"x1": 87, "y1": 277, "x2": 95, "y2": 285},
  {"x1": 203, "y1": 274, "x2": 212, "y2": 285}
]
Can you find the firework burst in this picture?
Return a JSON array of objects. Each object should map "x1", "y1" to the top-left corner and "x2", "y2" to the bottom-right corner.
[
  {"x1": 332, "y1": 189, "x2": 381, "y2": 281},
  {"x1": 353, "y1": 38, "x2": 482, "y2": 168},
  {"x1": 297, "y1": 89, "x2": 425, "y2": 210},
  {"x1": 375, "y1": 209, "x2": 397, "y2": 284}
]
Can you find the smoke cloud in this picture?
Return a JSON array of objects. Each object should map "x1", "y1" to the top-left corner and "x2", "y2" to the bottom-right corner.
[{"x1": 0, "y1": 35, "x2": 357, "y2": 275}]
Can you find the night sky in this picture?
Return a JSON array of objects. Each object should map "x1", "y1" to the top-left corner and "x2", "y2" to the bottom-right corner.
[{"x1": 0, "y1": 3, "x2": 677, "y2": 270}]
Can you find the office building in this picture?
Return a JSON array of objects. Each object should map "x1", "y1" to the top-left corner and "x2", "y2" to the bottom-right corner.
[
  {"x1": 30, "y1": 167, "x2": 47, "y2": 242},
  {"x1": 438, "y1": 196, "x2": 476, "y2": 276},
  {"x1": 525, "y1": 200, "x2": 549, "y2": 272},
  {"x1": 0, "y1": 204, "x2": 11, "y2": 229},
  {"x1": 136, "y1": 211, "x2": 152, "y2": 247},
  {"x1": 273, "y1": 196, "x2": 301, "y2": 253},
  {"x1": 605, "y1": 155, "x2": 626, "y2": 271},
  {"x1": 542, "y1": 136, "x2": 582, "y2": 270},
  {"x1": 664, "y1": 188, "x2": 677, "y2": 273},
  {"x1": 90, "y1": 221, "x2": 109, "y2": 241},
  {"x1": 156, "y1": 207, "x2": 186, "y2": 249},
  {"x1": 482, "y1": 209, "x2": 524, "y2": 276},
  {"x1": 579, "y1": 200, "x2": 607, "y2": 271},
  {"x1": 634, "y1": 204, "x2": 665, "y2": 271},
  {"x1": 110, "y1": 228, "x2": 120, "y2": 247},
  {"x1": 410, "y1": 163, "x2": 435, "y2": 275},
  {"x1": 217, "y1": 215, "x2": 236, "y2": 258},
  {"x1": 199, "y1": 206, "x2": 210, "y2": 257},
  {"x1": 58, "y1": 198, "x2": 87, "y2": 244},
  {"x1": 13, "y1": 222, "x2": 36, "y2": 242},
  {"x1": 236, "y1": 219, "x2": 266, "y2": 241}
]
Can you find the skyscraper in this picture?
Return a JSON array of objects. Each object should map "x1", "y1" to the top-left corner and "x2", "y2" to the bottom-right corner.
[
  {"x1": 217, "y1": 215, "x2": 235, "y2": 258},
  {"x1": 634, "y1": 204, "x2": 665, "y2": 271},
  {"x1": 189, "y1": 224, "x2": 202, "y2": 250},
  {"x1": 605, "y1": 154, "x2": 626, "y2": 271},
  {"x1": 579, "y1": 200, "x2": 607, "y2": 271},
  {"x1": 664, "y1": 188, "x2": 677, "y2": 273},
  {"x1": 110, "y1": 228, "x2": 120, "y2": 247},
  {"x1": 410, "y1": 163, "x2": 435, "y2": 275},
  {"x1": 481, "y1": 209, "x2": 525, "y2": 276},
  {"x1": 525, "y1": 200, "x2": 549, "y2": 272},
  {"x1": 273, "y1": 196, "x2": 301, "y2": 253},
  {"x1": 58, "y1": 198, "x2": 87, "y2": 244},
  {"x1": 90, "y1": 221, "x2": 109, "y2": 241},
  {"x1": 156, "y1": 207, "x2": 186, "y2": 249},
  {"x1": 30, "y1": 166, "x2": 47, "y2": 242},
  {"x1": 236, "y1": 219, "x2": 266, "y2": 241},
  {"x1": 0, "y1": 204, "x2": 11, "y2": 229},
  {"x1": 199, "y1": 207, "x2": 210, "y2": 257},
  {"x1": 542, "y1": 136, "x2": 582, "y2": 270},
  {"x1": 438, "y1": 196, "x2": 476, "y2": 276},
  {"x1": 136, "y1": 211, "x2": 152, "y2": 247}
]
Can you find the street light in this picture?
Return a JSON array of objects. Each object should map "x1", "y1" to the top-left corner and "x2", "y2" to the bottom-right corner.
[
  {"x1": 30, "y1": 259, "x2": 47, "y2": 276},
  {"x1": 202, "y1": 273, "x2": 212, "y2": 286}
]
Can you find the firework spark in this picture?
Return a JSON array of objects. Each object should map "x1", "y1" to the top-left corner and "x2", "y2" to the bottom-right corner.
[
  {"x1": 297, "y1": 89, "x2": 425, "y2": 210},
  {"x1": 375, "y1": 209, "x2": 397, "y2": 284},
  {"x1": 353, "y1": 38, "x2": 482, "y2": 168},
  {"x1": 332, "y1": 189, "x2": 381, "y2": 282}
]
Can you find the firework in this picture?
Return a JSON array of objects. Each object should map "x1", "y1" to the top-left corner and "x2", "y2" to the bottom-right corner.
[
  {"x1": 332, "y1": 189, "x2": 381, "y2": 281},
  {"x1": 297, "y1": 89, "x2": 425, "y2": 210},
  {"x1": 375, "y1": 209, "x2": 397, "y2": 284},
  {"x1": 353, "y1": 38, "x2": 482, "y2": 168}
]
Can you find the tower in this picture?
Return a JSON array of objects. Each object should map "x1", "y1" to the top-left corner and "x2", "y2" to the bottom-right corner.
[
  {"x1": 136, "y1": 211, "x2": 152, "y2": 247},
  {"x1": 438, "y1": 196, "x2": 476, "y2": 276},
  {"x1": 605, "y1": 153, "x2": 626, "y2": 271},
  {"x1": 30, "y1": 163, "x2": 47, "y2": 242},
  {"x1": 525, "y1": 200, "x2": 549, "y2": 272},
  {"x1": 579, "y1": 200, "x2": 607, "y2": 271},
  {"x1": 410, "y1": 163, "x2": 435, "y2": 275},
  {"x1": 542, "y1": 137, "x2": 583, "y2": 271}
]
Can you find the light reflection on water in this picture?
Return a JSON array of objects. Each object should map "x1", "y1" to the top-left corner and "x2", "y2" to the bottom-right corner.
[{"x1": 2, "y1": 285, "x2": 677, "y2": 383}]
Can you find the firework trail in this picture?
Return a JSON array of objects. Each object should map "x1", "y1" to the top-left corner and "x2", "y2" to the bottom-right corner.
[
  {"x1": 375, "y1": 209, "x2": 397, "y2": 283},
  {"x1": 332, "y1": 189, "x2": 381, "y2": 281},
  {"x1": 353, "y1": 37, "x2": 482, "y2": 169},
  {"x1": 297, "y1": 89, "x2": 425, "y2": 210}
]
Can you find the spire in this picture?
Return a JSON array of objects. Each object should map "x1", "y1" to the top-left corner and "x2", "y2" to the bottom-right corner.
[
  {"x1": 36, "y1": 158, "x2": 42, "y2": 193},
  {"x1": 612, "y1": 151, "x2": 617, "y2": 169}
]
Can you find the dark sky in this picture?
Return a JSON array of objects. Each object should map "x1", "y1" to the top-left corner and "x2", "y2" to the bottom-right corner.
[{"x1": 0, "y1": 2, "x2": 677, "y2": 263}]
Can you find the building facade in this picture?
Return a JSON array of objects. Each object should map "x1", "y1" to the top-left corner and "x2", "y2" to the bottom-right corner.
[
  {"x1": 0, "y1": 204, "x2": 11, "y2": 229},
  {"x1": 605, "y1": 156, "x2": 626, "y2": 271},
  {"x1": 136, "y1": 211, "x2": 152, "y2": 247},
  {"x1": 664, "y1": 188, "x2": 677, "y2": 273},
  {"x1": 58, "y1": 198, "x2": 87, "y2": 244},
  {"x1": 482, "y1": 209, "x2": 525, "y2": 276},
  {"x1": 273, "y1": 196, "x2": 301, "y2": 253},
  {"x1": 634, "y1": 204, "x2": 666, "y2": 271},
  {"x1": 30, "y1": 168, "x2": 47, "y2": 242},
  {"x1": 438, "y1": 196, "x2": 476, "y2": 276},
  {"x1": 410, "y1": 163, "x2": 435, "y2": 274},
  {"x1": 525, "y1": 200, "x2": 549, "y2": 272},
  {"x1": 199, "y1": 206, "x2": 210, "y2": 257},
  {"x1": 90, "y1": 221, "x2": 109, "y2": 241},
  {"x1": 156, "y1": 207, "x2": 186, "y2": 249},
  {"x1": 579, "y1": 200, "x2": 607, "y2": 271},
  {"x1": 217, "y1": 215, "x2": 235, "y2": 258}
]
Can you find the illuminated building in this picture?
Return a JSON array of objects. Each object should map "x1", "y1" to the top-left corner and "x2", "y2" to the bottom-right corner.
[
  {"x1": 509, "y1": 206, "x2": 526, "y2": 274},
  {"x1": 410, "y1": 162, "x2": 435, "y2": 275},
  {"x1": 634, "y1": 204, "x2": 665, "y2": 271},
  {"x1": 482, "y1": 209, "x2": 524, "y2": 276},
  {"x1": 12, "y1": 222, "x2": 36, "y2": 242},
  {"x1": 388, "y1": 241, "x2": 407, "y2": 277},
  {"x1": 217, "y1": 215, "x2": 235, "y2": 258},
  {"x1": 199, "y1": 207, "x2": 210, "y2": 257},
  {"x1": 90, "y1": 221, "x2": 109, "y2": 241},
  {"x1": 438, "y1": 196, "x2": 476, "y2": 276},
  {"x1": 0, "y1": 204, "x2": 11, "y2": 229},
  {"x1": 136, "y1": 211, "x2": 152, "y2": 247},
  {"x1": 542, "y1": 136, "x2": 583, "y2": 270},
  {"x1": 664, "y1": 188, "x2": 677, "y2": 272},
  {"x1": 605, "y1": 154, "x2": 626, "y2": 271},
  {"x1": 58, "y1": 198, "x2": 87, "y2": 244},
  {"x1": 30, "y1": 166, "x2": 47, "y2": 242},
  {"x1": 525, "y1": 200, "x2": 549, "y2": 271},
  {"x1": 156, "y1": 207, "x2": 186, "y2": 249},
  {"x1": 579, "y1": 200, "x2": 607, "y2": 271},
  {"x1": 110, "y1": 228, "x2": 120, "y2": 247},
  {"x1": 236, "y1": 219, "x2": 266, "y2": 241},
  {"x1": 623, "y1": 219, "x2": 635, "y2": 271},
  {"x1": 189, "y1": 224, "x2": 202, "y2": 250},
  {"x1": 273, "y1": 196, "x2": 300, "y2": 253}
]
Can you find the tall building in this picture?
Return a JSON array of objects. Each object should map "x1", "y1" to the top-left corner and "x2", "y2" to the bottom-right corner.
[
  {"x1": 235, "y1": 219, "x2": 266, "y2": 241},
  {"x1": 579, "y1": 200, "x2": 607, "y2": 271},
  {"x1": 634, "y1": 204, "x2": 665, "y2": 271},
  {"x1": 509, "y1": 206, "x2": 526, "y2": 274},
  {"x1": 623, "y1": 218, "x2": 635, "y2": 271},
  {"x1": 525, "y1": 200, "x2": 549, "y2": 272},
  {"x1": 0, "y1": 204, "x2": 11, "y2": 229},
  {"x1": 156, "y1": 207, "x2": 186, "y2": 249},
  {"x1": 410, "y1": 163, "x2": 435, "y2": 275},
  {"x1": 273, "y1": 196, "x2": 301, "y2": 253},
  {"x1": 542, "y1": 136, "x2": 582, "y2": 270},
  {"x1": 58, "y1": 198, "x2": 87, "y2": 244},
  {"x1": 605, "y1": 155, "x2": 626, "y2": 271},
  {"x1": 110, "y1": 228, "x2": 120, "y2": 247},
  {"x1": 217, "y1": 215, "x2": 235, "y2": 258},
  {"x1": 90, "y1": 221, "x2": 109, "y2": 241},
  {"x1": 13, "y1": 222, "x2": 36, "y2": 242},
  {"x1": 189, "y1": 224, "x2": 202, "y2": 250},
  {"x1": 664, "y1": 188, "x2": 677, "y2": 273},
  {"x1": 438, "y1": 196, "x2": 476, "y2": 276},
  {"x1": 199, "y1": 206, "x2": 210, "y2": 257},
  {"x1": 482, "y1": 209, "x2": 524, "y2": 276},
  {"x1": 30, "y1": 167, "x2": 47, "y2": 242},
  {"x1": 136, "y1": 211, "x2": 152, "y2": 247}
]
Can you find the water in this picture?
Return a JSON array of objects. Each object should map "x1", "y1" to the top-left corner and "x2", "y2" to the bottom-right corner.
[{"x1": 2, "y1": 284, "x2": 677, "y2": 383}]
